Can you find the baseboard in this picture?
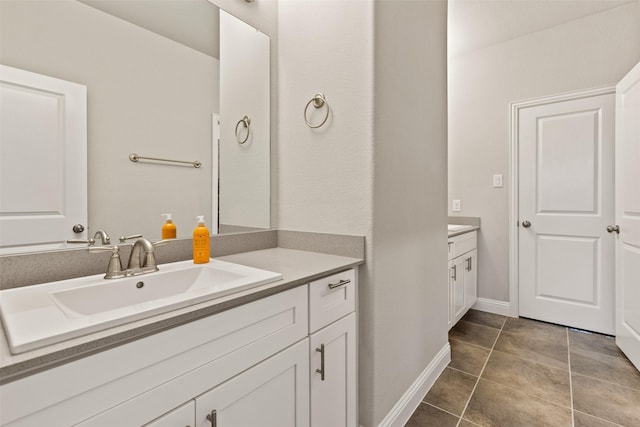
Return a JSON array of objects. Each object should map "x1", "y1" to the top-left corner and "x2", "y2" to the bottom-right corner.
[
  {"x1": 377, "y1": 342, "x2": 451, "y2": 427},
  {"x1": 473, "y1": 298, "x2": 512, "y2": 316}
]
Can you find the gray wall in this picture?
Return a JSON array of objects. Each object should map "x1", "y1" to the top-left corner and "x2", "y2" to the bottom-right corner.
[
  {"x1": 448, "y1": 1, "x2": 640, "y2": 303},
  {"x1": 370, "y1": 1, "x2": 449, "y2": 424},
  {"x1": 278, "y1": 0, "x2": 448, "y2": 425}
]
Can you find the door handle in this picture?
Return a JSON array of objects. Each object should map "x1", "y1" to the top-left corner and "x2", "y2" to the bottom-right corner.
[
  {"x1": 521, "y1": 220, "x2": 531, "y2": 228},
  {"x1": 607, "y1": 225, "x2": 620, "y2": 234}
]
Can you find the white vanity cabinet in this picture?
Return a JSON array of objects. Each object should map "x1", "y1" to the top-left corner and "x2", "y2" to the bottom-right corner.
[
  {"x1": 308, "y1": 270, "x2": 357, "y2": 427},
  {"x1": 194, "y1": 339, "x2": 309, "y2": 427},
  {"x1": 0, "y1": 268, "x2": 359, "y2": 427},
  {"x1": 448, "y1": 231, "x2": 477, "y2": 329},
  {"x1": 144, "y1": 402, "x2": 195, "y2": 427}
]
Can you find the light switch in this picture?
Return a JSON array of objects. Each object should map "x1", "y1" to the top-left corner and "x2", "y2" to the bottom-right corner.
[
  {"x1": 493, "y1": 174, "x2": 503, "y2": 188},
  {"x1": 452, "y1": 199, "x2": 461, "y2": 212}
]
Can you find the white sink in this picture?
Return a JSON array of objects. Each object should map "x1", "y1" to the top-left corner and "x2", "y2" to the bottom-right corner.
[{"x1": 0, "y1": 259, "x2": 282, "y2": 354}]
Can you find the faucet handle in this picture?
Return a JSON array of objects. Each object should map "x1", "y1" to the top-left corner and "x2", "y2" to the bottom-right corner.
[
  {"x1": 67, "y1": 238, "x2": 96, "y2": 246},
  {"x1": 89, "y1": 245, "x2": 126, "y2": 279},
  {"x1": 119, "y1": 234, "x2": 143, "y2": 243}
]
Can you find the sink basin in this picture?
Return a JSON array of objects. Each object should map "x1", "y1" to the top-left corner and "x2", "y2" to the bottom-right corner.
[{"x1": 0, "y1": 259, "x2": 282, "y2": 354}]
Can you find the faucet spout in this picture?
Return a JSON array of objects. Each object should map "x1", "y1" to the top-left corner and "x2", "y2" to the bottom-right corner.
[
  {"x1": 93, "y1": 230, "x2": 111, "y2": 245},
  {"x1": 127, "y1": 238, "x2": 159, "y2": 274}
]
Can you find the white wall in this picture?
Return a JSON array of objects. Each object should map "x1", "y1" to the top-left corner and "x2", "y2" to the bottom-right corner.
[
  {"x1": 1, "y1": 0, "x2": 218, "y2": 241},
  {"x1": 449, "y1": 1, "x2": 640, "y2": 303},
  {"x1": 278, "y1": 0, "x2": 448, "y2": 425}
]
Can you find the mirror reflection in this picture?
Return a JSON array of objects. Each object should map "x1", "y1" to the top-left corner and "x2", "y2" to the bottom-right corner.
[{"x1": 0, "y1": 0, "x2": 270, "y2": 253}]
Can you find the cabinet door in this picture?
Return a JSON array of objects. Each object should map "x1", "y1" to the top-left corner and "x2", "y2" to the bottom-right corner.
[
  {"x1": 309, "y1": 313, "x2": 356, "y2": 427},
  {"x1": 464, "y1": 249, "x2": 477, "y2": 310},
  {"x1": 144, "y1": 401, "x2": 195, "y2": 427},
  {"x1": 452, "y1": 256, "x2": 466, "y2": 323},
  {"x1": 195, "y1": 339, "x2": 309, "y2": 427}
]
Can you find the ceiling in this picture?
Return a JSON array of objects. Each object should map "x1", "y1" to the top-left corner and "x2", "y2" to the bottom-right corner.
[{"x1": 448, "y1": 0, "x2": 635, "y2": 57}]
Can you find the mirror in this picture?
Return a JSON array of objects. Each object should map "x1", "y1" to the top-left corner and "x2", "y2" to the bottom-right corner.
[{"x1": 0, "y1": 0, "x2": 271, "y2": 253}]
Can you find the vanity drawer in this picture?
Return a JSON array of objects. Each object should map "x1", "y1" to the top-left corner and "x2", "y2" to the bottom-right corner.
[
  {"x1": 309, "y1": 269, "x2": 355, "y2": 333},
  {"x1": 450, "y1": 231, "x2": 476, "y2": 259}
]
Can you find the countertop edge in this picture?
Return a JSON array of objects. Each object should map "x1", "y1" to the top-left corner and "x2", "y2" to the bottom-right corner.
[
  {"x1": 447, "y1": 226, "x2": 480, "y2": 238},
  {"x1": 0, "y1": 248, "x2": 364, "y2": 383}
]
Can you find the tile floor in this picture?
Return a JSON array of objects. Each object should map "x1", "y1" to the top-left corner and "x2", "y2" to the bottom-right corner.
[{"x1": 406, "y1": 309, "x2": 640, "y2": 427}]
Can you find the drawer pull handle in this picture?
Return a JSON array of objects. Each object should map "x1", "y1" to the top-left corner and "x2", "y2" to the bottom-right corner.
[
  {"x1": 328, "y1": 279, "x2": 351, "y2": 289},
  {"x1": 316, "y1": 344, "x2": 325, "y2": 381},
  {"x1": 206, "y1": 409, "x2": 217, "y2": 427}
]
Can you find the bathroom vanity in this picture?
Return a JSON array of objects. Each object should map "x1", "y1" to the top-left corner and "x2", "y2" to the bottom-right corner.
[
  {"x1": 0, "y1": 246, "x2": 362, "y2": 427},
  {"x1": 447, "y1": 225, "x2": 478, "y2": 329}
]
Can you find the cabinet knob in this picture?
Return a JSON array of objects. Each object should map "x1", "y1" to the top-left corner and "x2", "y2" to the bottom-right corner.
[
  {"x1": 606, "y1": 225, "x2": 620, "y2": 234},
  {"x1": 521, "y1": 220, "x2": 531, "y2": 228}
]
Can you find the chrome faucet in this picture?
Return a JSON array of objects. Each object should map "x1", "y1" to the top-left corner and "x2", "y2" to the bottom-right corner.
[{"x1": 88, "y1": 235, "x2": 168, "y2": 279}]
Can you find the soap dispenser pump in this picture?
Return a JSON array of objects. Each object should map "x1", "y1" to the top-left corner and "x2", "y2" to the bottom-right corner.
[
  {"x1": 161, "y1": 213, "x2": 177, "y2": 239},
  {"x1": 193, "y1": 215, "x2": 210, "y2": 264}
]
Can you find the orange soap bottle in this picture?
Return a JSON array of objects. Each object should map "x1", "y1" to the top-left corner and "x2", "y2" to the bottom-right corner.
[
  {"x1": 161, "y1": 213, "x2": 177, "y2": 239},
  {"x1": 192, "y1": 215, "x2": 210, "y2": 264}
]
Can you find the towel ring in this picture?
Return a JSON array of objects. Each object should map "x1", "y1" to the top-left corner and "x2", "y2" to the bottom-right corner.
[
  {"x1": 235, "y1": 115, "x2": 251, "y2": 144},
  {"x1": 304, "y1": 93, "x2": 330, "y2": 129}
]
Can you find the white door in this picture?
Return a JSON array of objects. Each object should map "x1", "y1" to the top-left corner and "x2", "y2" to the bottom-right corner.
[
  {"x1": 615, "y1": 61, "x2": 640, "y2": 370},
  {"x1": 518, "y1": 90, "x2": 616, "y2": 334},
  {"x1": 310, "y1": 313, "x2": 356, "y2": 427},
  {"x1": 0, "y1": 65, "x2": 87, "y2": 250},
  {"x1": 194, "y1": 339, "x2": 309, "y2": 427}
]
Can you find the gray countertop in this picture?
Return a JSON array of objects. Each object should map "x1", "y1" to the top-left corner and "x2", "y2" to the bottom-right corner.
[{"x1": 0, "y1": 247, "x2": 364, "y2": 383}]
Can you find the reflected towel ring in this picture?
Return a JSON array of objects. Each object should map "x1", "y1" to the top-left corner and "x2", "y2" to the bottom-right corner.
[
  {"x1": 304, "y1": 93, "x2": 330, "y2": 129},
  {"x1": 235, "y1": 115, "x2": 251, "y2": 144}
]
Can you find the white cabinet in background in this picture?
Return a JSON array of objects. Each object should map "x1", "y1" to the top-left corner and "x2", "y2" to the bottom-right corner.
[
  {"x1": 308, "y1": 270, "x2": 357, "y2": 427},
  {"x1": 448, "y1": 231, "x2": 477, "y2": 329}
]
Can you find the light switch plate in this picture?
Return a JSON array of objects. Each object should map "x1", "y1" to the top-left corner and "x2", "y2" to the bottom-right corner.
[
  {"x1": 452, "y1": 199, "x2": 461, "y2": 212},
  {"x1": 493, "y1": 174, "x2": 503, "y2": 188}
]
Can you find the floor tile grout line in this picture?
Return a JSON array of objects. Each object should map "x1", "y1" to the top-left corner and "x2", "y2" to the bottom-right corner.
[
  {"x1": 418, "y1": 401, "x2": 465, "y2": 422},
  {"x1": 492, "y1": 329, "x2": 572, "y2": 372},
  {"x1": 572, "y1": 409, "x2": 626, "y2": 427},
  {"x1": 570, "y1": 369, "x2": 640, "y2": 392},
  {"x1": 454, "y1": 315, "x2": 507, "y2": 427},
  {"x1": 472, "y1": 375, "x2": 573, "y2": 410},
  {"x1": 567, "y1": 327, "x2": 575, "y2": 427}
]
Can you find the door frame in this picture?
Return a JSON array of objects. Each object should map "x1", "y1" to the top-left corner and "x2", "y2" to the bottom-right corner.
[{"x1": 508, "y1": 85, "x2": 616, "y2": 318}]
